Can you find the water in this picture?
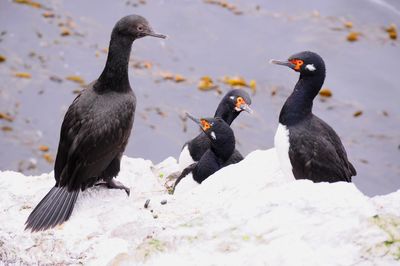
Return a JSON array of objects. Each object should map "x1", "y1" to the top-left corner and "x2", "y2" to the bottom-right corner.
[{"x1": 0, "y1": 0, "x2": 399, "y2": 196}]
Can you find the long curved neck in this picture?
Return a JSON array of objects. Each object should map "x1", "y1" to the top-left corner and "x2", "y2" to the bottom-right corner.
[
  {"x1": 279, "y1": 73, "x2": 325, "y2": 126},
  {"x1": 95, "y1": 32, "x2": 133, "y2": 92},
  {"x1": 214, "y1": 104, "x2": 239, "y2": 125}
]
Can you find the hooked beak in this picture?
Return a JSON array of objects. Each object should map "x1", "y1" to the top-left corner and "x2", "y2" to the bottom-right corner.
[
  {"x1": 144, "y1": 29, "x2": 167, "y2": 39},
  {"x1": 269, "y1": 59, "x2": 295, "y2": 70},
  {"x1": 239, "y1": 103, "x2": 253, "y2": 114},
  {"x1": 186, "y1": 112, "x2": 212, "y2": 133},
  {"x1": 186, "y1": 112, "x2": 201, "y2": 126}
]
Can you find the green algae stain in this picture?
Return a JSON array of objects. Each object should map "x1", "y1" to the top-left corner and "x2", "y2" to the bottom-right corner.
[{"x1": 371, "y1": 214, "x2": 400, "y2": 260}]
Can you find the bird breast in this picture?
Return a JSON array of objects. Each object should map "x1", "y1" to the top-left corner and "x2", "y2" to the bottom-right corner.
[{"x1": 274, "y1": 123, "x2": 295, "y2": 180}]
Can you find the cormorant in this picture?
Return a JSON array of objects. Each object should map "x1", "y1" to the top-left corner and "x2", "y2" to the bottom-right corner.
[
  {"x1": 178, "y1": 89, "x2": 252, "y2": 171},
  {"x1": 25, "y1": 15, "x2": 166, "y2": 232},
  {"x1": 270, "y1": 51, "x2": 356, "y2": 183},
  {"x1": 174, "y1": 113, "x2": 237, "y2": 193}
]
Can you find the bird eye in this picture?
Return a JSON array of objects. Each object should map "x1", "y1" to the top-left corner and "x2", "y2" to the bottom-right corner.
[
  {"x1": 236, "y1": 97, "x2": 244, "y2": 104},
  {"x1": 137, "y1": 25, "x2": 144, "y2": 31}
]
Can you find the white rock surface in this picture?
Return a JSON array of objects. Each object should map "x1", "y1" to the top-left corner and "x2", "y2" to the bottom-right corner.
[{"x1": 0, "y1": 149, "x2": 399, "y2": 265}]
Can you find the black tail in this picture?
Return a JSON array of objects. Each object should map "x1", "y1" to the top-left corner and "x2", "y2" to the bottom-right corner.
[
  {"x1": 25, "y1": 186, "x2": 79, "y2": 232},
  {"x1": 173, "y1": 163, "x2": 197, "y2": 193}
]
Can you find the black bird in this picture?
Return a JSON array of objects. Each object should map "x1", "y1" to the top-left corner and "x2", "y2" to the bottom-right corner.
[
  {"x1": 25, "y1": 15, "x2": 166, "y2": 232},
  {"x1": 178, "y1": 89, "x2": 252, "y2": 171},
  {"x1": 174, "y1": 113, "x2": 236, "y2": 192},
  {"x1": 270, "y1": 51, "x2": 356, "y2": 183}
]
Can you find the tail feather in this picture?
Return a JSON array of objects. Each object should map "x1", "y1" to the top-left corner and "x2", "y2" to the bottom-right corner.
[
  {"x1": 25, "y1": 186, "x2": 79, "y2": 232},
  {"x1": 26, "y1": 186, "x2": 60, "y2": 227},
  {"x1": 33, "y1": 188, "x2": 66, "y2": 231},
  {"x1": 50, "y1": 188, "x2": 77, "y2": 229},
  {"x1": 65, "y1": 189, "x2": 79, "y2": 221}
]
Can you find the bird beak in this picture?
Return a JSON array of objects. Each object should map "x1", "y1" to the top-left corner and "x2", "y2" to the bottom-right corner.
[
  {"x1": 269, "y1": 59, "x2": 295, "y2": 70},
  {"x1": 239, "y1": 103, "x2": 253, "y2": 114},
  {"x1": 145, "y1": 29, "x2": 167, "y2": 39},
  {"x1": 186, "y1": 112, "x2": 211, "y2": 132},
  {"x1": 186, "y1": 112, "x2": 201, "y2": 126}
]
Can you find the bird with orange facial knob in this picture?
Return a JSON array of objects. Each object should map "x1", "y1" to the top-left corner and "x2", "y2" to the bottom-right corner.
[
  {"x1": 270, "y1": 51, "x2": 356, "y2": 183},
  {"x1": 173, "y1": 113, "x2": 236, "y2": 193},
  {"x1": 178, "y1": 89, "x2": 252, "y2": 171},
  {"x1": 25, "y1": 15, "x2": 166, "y2": 232}
]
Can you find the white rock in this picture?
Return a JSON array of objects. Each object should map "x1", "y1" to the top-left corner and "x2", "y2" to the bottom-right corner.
[{"x1": 0, "y1": 149, "x2": 399, "y2": 265}]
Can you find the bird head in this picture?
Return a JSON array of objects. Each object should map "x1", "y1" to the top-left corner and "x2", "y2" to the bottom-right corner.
[
  {"x1": 113, "y1": 15, "x2": 166, "y2": 40},
  {"x1": 224, "y1": 89, "x2": 253, "y2": 114},
  {"x1": 186, "y1": 113, "x2": 231, "y2": 142},
  {"x1": 270, "y1": 51, "x2": 325, "y2": 77}
]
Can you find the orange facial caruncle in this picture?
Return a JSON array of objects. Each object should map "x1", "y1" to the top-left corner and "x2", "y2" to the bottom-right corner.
[
  {"x1": 290, "y1": 59, "x2": 304, "y2": 71},
  {"x1": 236, "y1": 96, "x2": 245, "y2": 108},
  {"x1": 200, "y1": 119, "x2": 211, "y2": 131}
]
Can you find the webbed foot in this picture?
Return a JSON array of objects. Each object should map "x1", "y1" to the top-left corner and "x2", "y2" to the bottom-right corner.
[{"x1": 96, "y1": 179, "x2": 130, "y2": 196}]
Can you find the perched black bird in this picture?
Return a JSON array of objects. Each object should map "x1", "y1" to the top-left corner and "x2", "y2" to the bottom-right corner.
[
  {"x1": 25, "y1": 15, "x2": 166, "y2": 232},
  {"x1": 178, "y1": 89, "x2": 252, "y2": 171},
  {"x1": 174, "y1": 113, "x2": 236, "y2": 192},
  {"x1": 270, "y1": 51, "x2": 356, "y2": 183}
]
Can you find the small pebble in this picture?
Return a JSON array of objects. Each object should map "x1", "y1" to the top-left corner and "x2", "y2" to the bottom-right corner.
[
  {"x1": 144, "y1": 199, "x2": 150, "y2": 209},
  {"x1": 160, "y1": 199, "x2": 167, "y2": 205},
  {"x1": 49, "y1": 75, "x2": 63, "y2": 83},
  {"x1": 153, "y1": 214, "x2": 158, "y2": 219}
]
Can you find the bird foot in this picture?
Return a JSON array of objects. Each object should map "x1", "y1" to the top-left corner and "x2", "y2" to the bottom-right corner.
[
  {"x1": 164, "y1": 171, "x2": 181, "y2": 194},
  {"x1": 166, "y1": 171, "x2": 181, "y2": 181},
  {"x1": 96, "y1": 179, "x2": 130, "y2": 196}
]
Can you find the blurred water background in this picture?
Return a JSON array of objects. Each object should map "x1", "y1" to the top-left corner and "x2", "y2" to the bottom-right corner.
[{"x1": 0, "y1": 0, "x2": 399, "y2": 196}]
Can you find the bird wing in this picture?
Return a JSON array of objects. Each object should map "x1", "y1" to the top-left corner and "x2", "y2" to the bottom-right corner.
[
  {"x1": 223, "y1": 149, "x2": 243, "y2": 167},
  {"x1": 55, "y1": 90, "x2": 135, "y2": 190},
  {"x1": 323, "y1": 117, "x2": 357, "y2": 177},
  {"x1": 54, "y1": 93, "x2": 83, "y2": 183},
  {"x1": 188, "y1": 132, "x2": 211, "y2": 161},
  {"x1": 289, "y1": 115, "x2": 356, "y2": 182}
]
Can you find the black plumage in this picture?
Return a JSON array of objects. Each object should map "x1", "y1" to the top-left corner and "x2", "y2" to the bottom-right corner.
[
  {"x1": 174, "y1": 114, "x2": 236, "y2": 191},
  {"x1": 25, "y1": 15, "x2": 166, "y2": 232},
  {"x1": 271, "y1": 51, "x2": 356, "y2": 183},
  {"x1": 179, "y1": 89, "x2": 252, "y2": 169}
]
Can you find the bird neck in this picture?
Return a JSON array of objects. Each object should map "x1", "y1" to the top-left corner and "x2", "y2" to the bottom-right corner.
[
  {"x1": 214, "y1": 104, "x2": 239, "y2": 125},
  {"x1": 279, "y1": 73, "x2": 325, "y2": 126},
  {"x1": 96, "y1": 33, "x2": 133, "y2": 92},
  {"x1": 210, "y1": 134, "x2": 235, "y2": 162}
]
